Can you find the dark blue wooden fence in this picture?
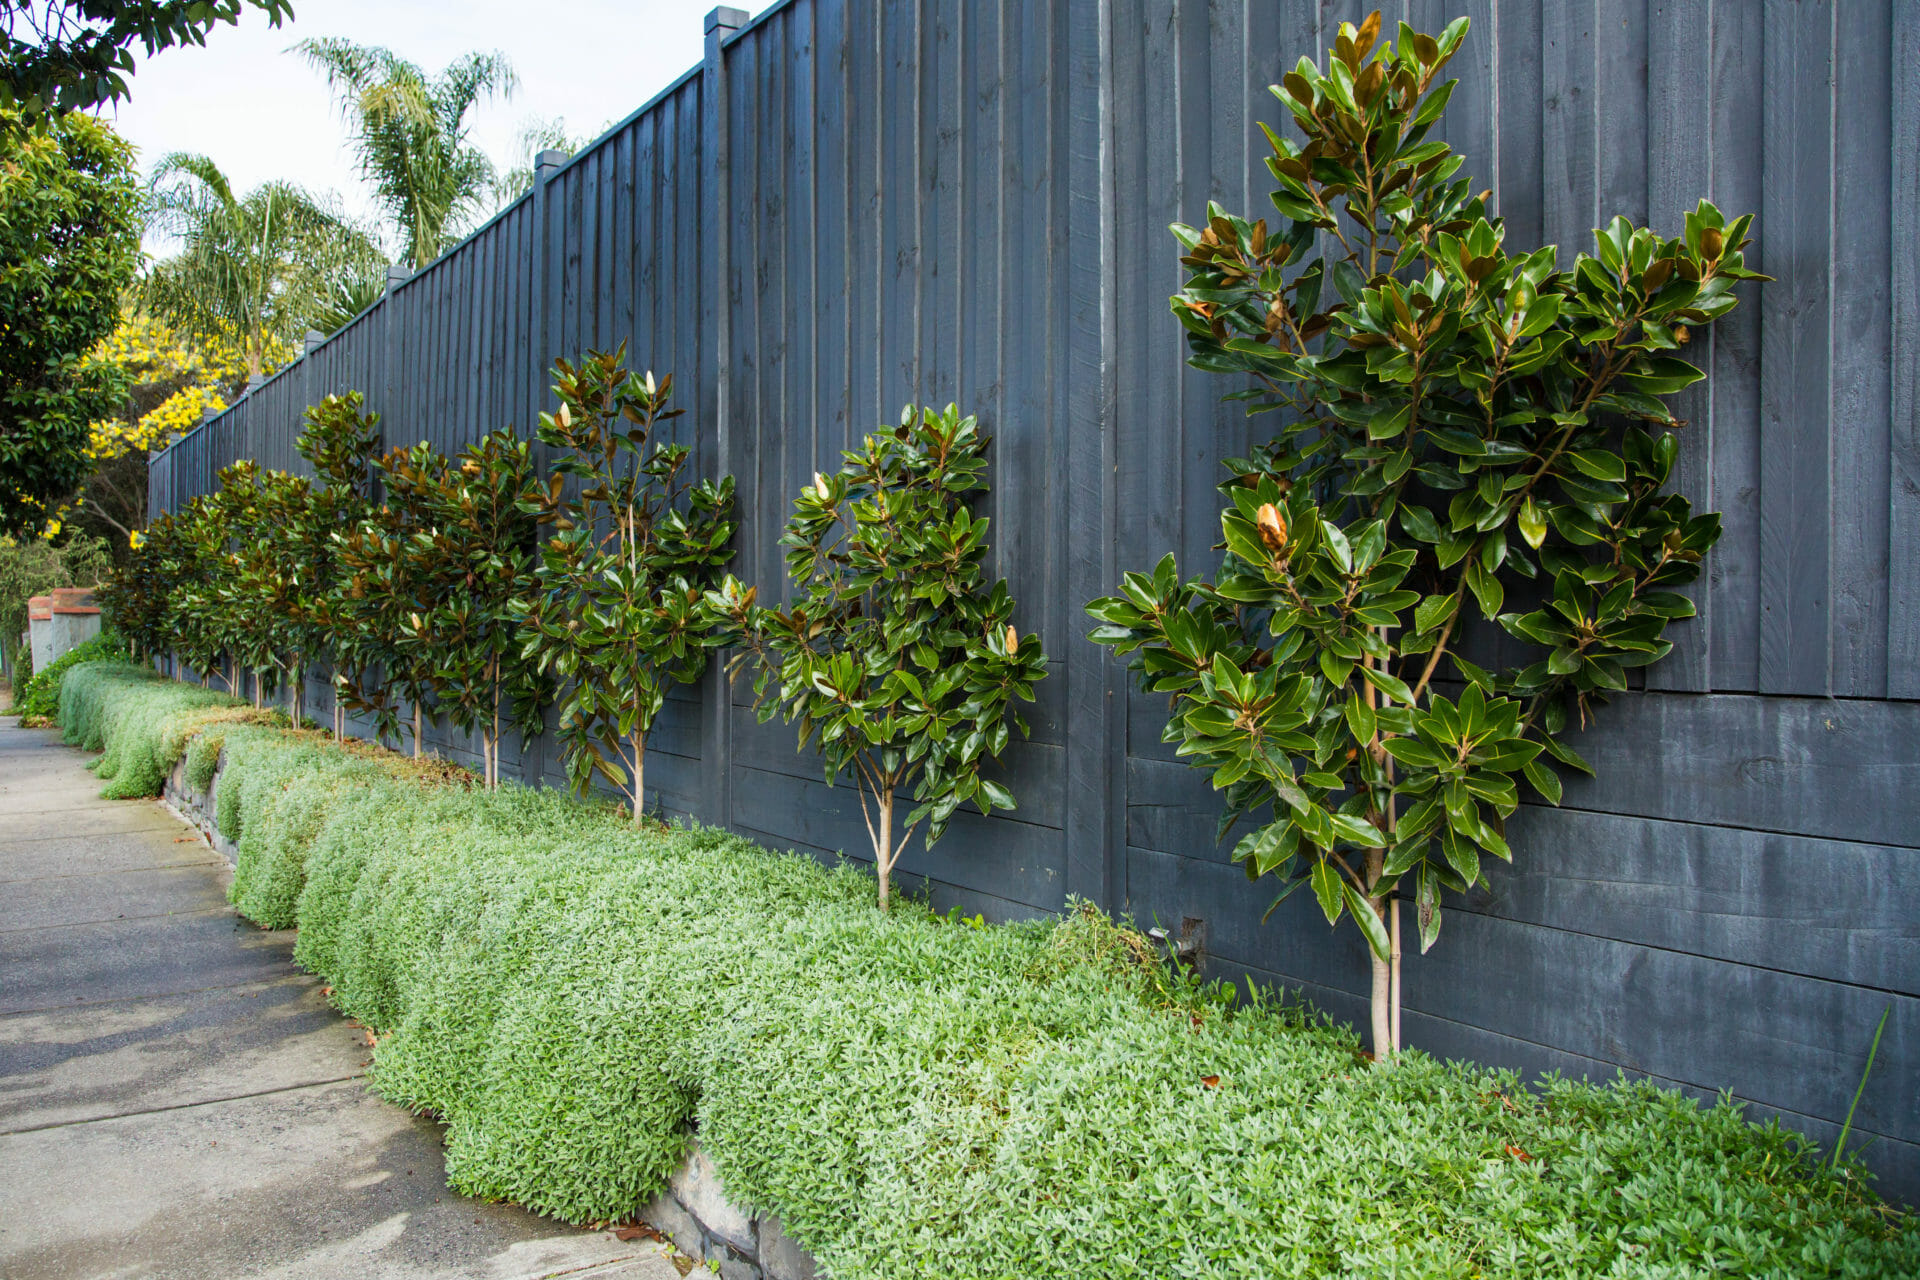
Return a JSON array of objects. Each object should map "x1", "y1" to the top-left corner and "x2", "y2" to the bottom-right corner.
[{"x1": 147, "y1": 0, "x2": 1920, "y2": 1199}]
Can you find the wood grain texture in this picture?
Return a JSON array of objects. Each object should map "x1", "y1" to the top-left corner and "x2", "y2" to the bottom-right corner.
[
  {"x1": 1891, "y1": 0, "x2": 1920, "y2": 699},
  {"x1": 1757, "y1": 0, "x2": 1833, "y2": 695}
]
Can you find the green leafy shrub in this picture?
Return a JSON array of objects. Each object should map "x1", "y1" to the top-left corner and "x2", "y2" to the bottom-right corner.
[
  {"x1": 518, "y1": 348, "x2": 736, "y2": 822},
  {"x1": 1, "y1": 531, "x2": 111, "y2": 677},
  {"x1": 50, "y1": 660, "x2": 1919, "y2": 1277},
  {"x1": 13, "y1": 630, "x2": 124, "y2": 719},
  {"x1": 707, "y1": 404, "x2": 1049, "y2": 907}
]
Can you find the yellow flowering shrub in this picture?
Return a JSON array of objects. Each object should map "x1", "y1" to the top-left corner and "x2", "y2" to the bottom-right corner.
[{"x1": 35, "y1": 315, "x2": 295, "y2": 541}]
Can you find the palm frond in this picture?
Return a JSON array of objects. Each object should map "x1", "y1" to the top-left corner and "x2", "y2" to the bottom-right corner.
[{"x1": 299, "y1": 38, "x2": 516, "y2": 269}]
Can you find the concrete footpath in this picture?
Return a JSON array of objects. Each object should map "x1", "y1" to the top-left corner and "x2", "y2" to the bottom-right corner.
[{"x1": 0, "y1": 713, "x2": 682, "y2": 1280}]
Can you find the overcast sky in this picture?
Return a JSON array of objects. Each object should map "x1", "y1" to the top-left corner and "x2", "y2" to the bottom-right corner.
[{"x1": 107, "y1": 0, "x2": 778, "y2": 255}]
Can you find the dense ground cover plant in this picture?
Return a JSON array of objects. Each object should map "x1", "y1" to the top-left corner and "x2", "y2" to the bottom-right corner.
[
  {"x1": 47, "y1": 659, "x2": 1919, "y2": 1279},
  {"x1": 9, "y1": 626, "x2": 120, "y2": 720},
  {"x1": 1089, "y1": 12, "x2": 1760, "y2": 1056},
  {"x1": 518, "y1": 348, "x2": 735, "y2": 823},
  {"x1": 706, "y1": 405, "x2": 1048, "y2": 908}
]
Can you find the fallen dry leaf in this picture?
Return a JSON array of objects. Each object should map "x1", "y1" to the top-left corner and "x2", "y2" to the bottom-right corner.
[
  {"x1": 613, "y1": 1224, "x2": 663, "y2": 1243},
  {"x1": 1200, "y1": 1075, "x2": 1221, "y2": 1089},
  {"x1": 1506, "y1": 1144, "x2": 1533, "y2": 1162}
]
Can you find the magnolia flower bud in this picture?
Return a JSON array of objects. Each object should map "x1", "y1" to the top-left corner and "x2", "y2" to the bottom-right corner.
[
  {"x1": 1256, "y1": 502, "x2": 1289, "y2": 552},
  {"x1": 1005, "y1": 625, "x2": 1019, "y2": 655},
  {"x1": 557, "y1": 401, "x2": 572, "y2": 428},
  {"x1": 814, "y1": 472, "x2": 830, "y2": 500}
]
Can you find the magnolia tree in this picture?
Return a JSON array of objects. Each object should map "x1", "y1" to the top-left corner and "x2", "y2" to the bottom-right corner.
[
  {"x1": 517, "y1": 348, "x2": 735, "y2": 825},
  {"x1": 409, "y1": 429, "x2": 550, "y2": 787},
  {"x1": 207, "y1": 462, "x2": 294, "y2": 709},
  {"x1": 337, "y1": 441, "x2": 448, "y2": 754},
  {"x1": 706, "y1": 405, "x2": 1050, "y2": 909},
  {"x1": 1087, "y1": 12, "x2": 1761, "y2": 1057},
  {"x1": 295, "y1": 392, "x2": 381, "y2": 741}
]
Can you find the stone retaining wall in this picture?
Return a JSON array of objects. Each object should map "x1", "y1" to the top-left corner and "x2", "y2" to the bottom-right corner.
[{"x1": 161, "y1": 747, "x2": 819, "y2": 1280}]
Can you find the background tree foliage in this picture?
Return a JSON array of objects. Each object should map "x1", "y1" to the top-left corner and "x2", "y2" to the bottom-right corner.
[
  {"x1": 54, "y1": 312, "x2": 277, "y2": 551},
  {"x1": 0, "y1": 108, "x2": 140, "y2": 536},
  {"x1": 0, "y1": 529, "x2": 108, "y2": 679},
  {"x1": 1088, "y1": 12, "x2": 1760, "y2": 1057},
  {"x1": 0, "y1": 0, "x2": 292, "y2": 125},
  {"x1": 297, "y1": 38, "x2": 515, "y2": 271},
  {"x1": 142, "y1": 152, "x2": 383, "y2": 379}
]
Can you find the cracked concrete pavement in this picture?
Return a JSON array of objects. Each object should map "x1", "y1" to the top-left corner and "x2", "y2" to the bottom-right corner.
[{"x1": 0, "y1": 712, "x2": 682, "y2": 1280}]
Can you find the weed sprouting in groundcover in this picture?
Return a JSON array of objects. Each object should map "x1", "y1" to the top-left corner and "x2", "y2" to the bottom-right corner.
[{"x1": 53, "y1": 659, "x2": 1918, "y2": 1278}]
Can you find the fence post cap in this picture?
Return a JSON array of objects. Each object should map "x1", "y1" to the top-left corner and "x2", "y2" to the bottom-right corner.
[
  {"x1": 386, "y1": 264, "x2": 411, "y2": 289},
  {"x1": 304, "y1": 328, "x2": 326, "y2": 351},
  {"x1": 705, "y1": 6, "x2": 748, "y2": 34},
  {"x1": 245, "y1": 373, "x2": 265, "y2": 392},
  {"x1": 201, "y1": 406, "x2": 219, "y2": 424},
  {"x1": 535, "y1": 148, "x2": 569, "y2": 180}
]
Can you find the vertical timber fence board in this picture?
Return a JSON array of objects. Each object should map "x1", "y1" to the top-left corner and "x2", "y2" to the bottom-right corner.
[{"x1": 142, "y1": 0, "x2": 1920, "y2": 1199}]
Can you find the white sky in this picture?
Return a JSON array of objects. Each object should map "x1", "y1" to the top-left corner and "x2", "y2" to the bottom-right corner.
[{"x1": 106, "y1": 0, "x2": 779, "y2": 256}]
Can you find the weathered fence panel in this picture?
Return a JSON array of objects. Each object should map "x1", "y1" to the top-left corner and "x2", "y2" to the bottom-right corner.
[{"x1": 147, "y1": 0, "x2": 1920, "y2": 1199}]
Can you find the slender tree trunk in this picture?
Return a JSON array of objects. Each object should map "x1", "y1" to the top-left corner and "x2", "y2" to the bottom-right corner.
[
  {"x1": 876, "y1": 786, "x2": 893, "y2": 910},
  {"x1": 289, "y1": 663, "x2": 302, "y2": 729},
  {"x1": 1390, "y1": 896, "x2": 1403, "y2": 1053},
  {"x1": 630, "y1": 730, "x2": 645, "y2": 828},
  {"x1": 491, "y1": 700, "x2": 500, "y2": 788},
  {"x1": 1366, "y1": 848, "x2": 1392, "y2": 1059},
  {"x1": 413, "y1": 702, "x2": 423, "y2": 758}
]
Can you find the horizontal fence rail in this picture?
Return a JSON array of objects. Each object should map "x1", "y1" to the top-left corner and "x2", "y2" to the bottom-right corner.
[{"x1": 147, "y1": 0, "x2": 1920, "y2": 1199}]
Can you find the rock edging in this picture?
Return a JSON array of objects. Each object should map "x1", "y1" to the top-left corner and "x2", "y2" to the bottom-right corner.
[
  {"x1": 642, "y1": 1141, "x2": 817, "y2": 1280},
  {"x1": 163, "y1": 755, "x2": 236, "y2": 866},
  {"x1": 160, "y1": 744, "x2": 819, "y2": 1280}
]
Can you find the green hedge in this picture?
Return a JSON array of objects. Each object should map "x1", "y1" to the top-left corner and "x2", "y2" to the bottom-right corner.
[
  {"x1": 11, "y1": 630, "x2": 123, "y2": 719},
  {"x1": 55, "y1": 660, "x2": 1918, "y2": 1278}
]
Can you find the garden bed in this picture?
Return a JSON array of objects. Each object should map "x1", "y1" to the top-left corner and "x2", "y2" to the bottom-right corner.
[{"x1": 56, "y1": 659, "x2": 1919, "y2": 1278}]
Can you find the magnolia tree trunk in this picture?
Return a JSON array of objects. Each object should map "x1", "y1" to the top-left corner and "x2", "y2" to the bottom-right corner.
[
  {"x1": 288, "y1": 664, "x2": 302, "y2": 729},
  {"x1": 1365, "y1": 849, "x2": 1393, "y2": 1060},
  {"x1": 875, "y1": 786, "x2": 894, "y2": 910},
  {"x1": 629, "y1": 730, "x2": 645, "y2": 829},
  {"x1": 412, "y1": 703, "x2": 423, "y2": 758}
]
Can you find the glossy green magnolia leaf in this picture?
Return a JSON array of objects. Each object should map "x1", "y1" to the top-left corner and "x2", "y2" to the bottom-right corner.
[
  {"x1": 1311, "y1": 859, "x2": 1344, "y2": 926},
  {"x1": 1342, "y1": 881, "x2": 1393, "y2": 961}
]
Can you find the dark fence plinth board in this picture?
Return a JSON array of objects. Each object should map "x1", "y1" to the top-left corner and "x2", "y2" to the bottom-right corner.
[{"x1": 146, "y1": 0, "x2": 1920, "y2": 1201}]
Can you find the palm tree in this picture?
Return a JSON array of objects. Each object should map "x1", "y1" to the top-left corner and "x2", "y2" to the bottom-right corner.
[
  {"x1": 142, "y1": 153, "x2": 384, "y2": 379},
  {"x1": 491, "y1": 116, "x2": 588, "y2": 207},
  {"x1": 297, "y1": 39, "x2": 515, "y2": 270}
]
